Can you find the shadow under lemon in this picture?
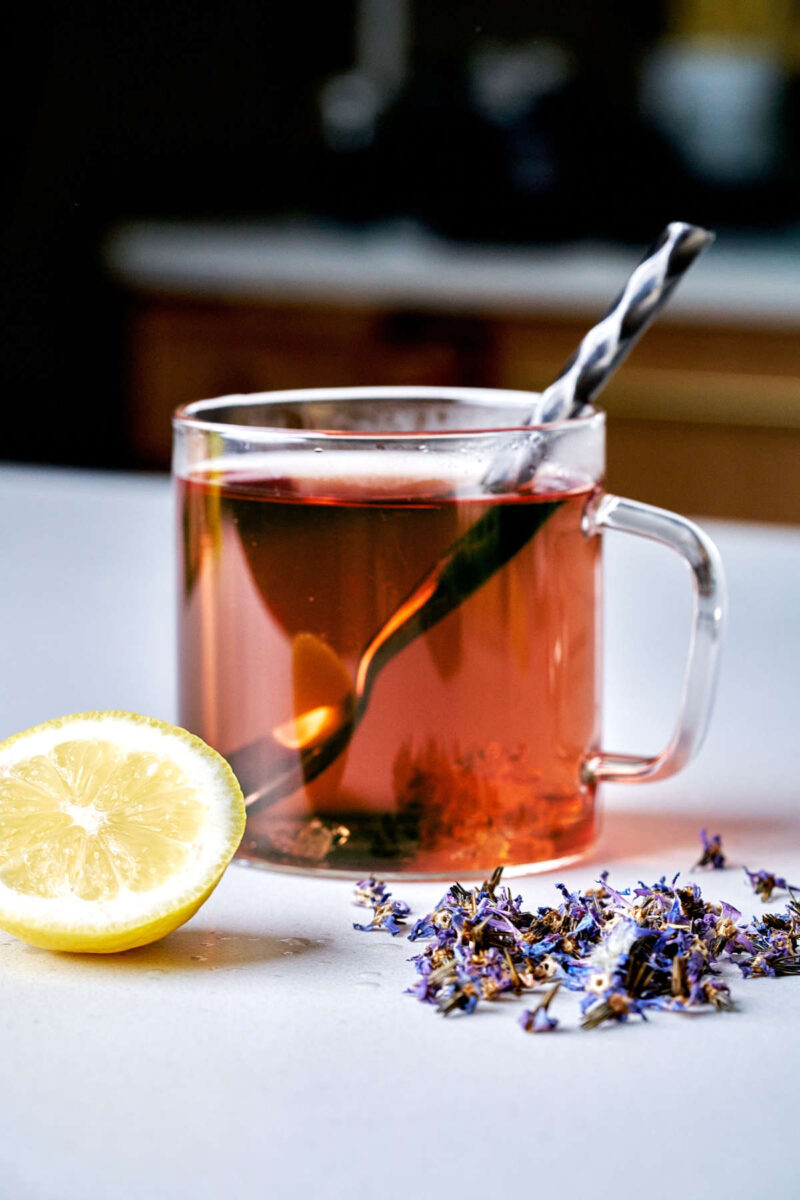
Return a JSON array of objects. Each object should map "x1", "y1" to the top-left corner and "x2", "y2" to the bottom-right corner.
[{"x1": 13, "y1": 926, "x2": 327, "y2": 974}]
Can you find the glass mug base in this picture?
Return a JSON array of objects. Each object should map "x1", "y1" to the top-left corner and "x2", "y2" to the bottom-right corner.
[
  {"x1": 234, "y1": 849, "x2": 591, "y2": 884},
  {"x1": 235, "y1": 785, "x2": 597, "y2": 879}
]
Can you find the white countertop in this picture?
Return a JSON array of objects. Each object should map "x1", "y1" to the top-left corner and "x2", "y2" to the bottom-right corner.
[
  {"x1": 0, "y1": 465, "x2": 799, "y2": 1200},
  {"x1": 105, "y1": 219, "x2": 800, "y2": 326}
]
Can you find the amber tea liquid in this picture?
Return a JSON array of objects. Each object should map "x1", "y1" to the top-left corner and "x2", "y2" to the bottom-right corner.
[{"x1": 178, "y1": 453, "x2": 601, "y2": 876}]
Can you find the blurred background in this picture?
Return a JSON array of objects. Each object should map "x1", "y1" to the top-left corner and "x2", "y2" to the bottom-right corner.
[{"x1": 3, "y1": 0, "x2": 800, "y2": 520}]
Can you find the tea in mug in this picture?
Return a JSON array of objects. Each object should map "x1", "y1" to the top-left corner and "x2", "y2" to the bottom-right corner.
[{"x1": 178, "y1": 451, "x2": 600, "y2": 876}]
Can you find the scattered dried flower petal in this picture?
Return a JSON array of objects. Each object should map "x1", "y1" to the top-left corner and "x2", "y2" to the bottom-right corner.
[
  {"x1": 519, "y1": 982, "x2": 561, "y2": 1033},
  {"x1": 743, "y1": 867, "x2": 795, "y2": 903},
  {"x1": 695, "y1": 829, "x2": 726, "y2": 870},
  {"x1": 391, "y1": 862, "x2": 800, "y2": 1031},
  {"x1": 352, "y1": 877, "x2": 410, "y2": 936},
  {"x1": 353, "y1": 878, "x2": 389, "y2": 908}
]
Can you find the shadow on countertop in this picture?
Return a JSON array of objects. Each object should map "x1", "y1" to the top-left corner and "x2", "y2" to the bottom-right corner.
[
  {"x1": 17, "y1": 926, "x2": 327, "y2": 975},
  {"x1": 587, "y1": 804, "x2": 800, "y2": 875}
]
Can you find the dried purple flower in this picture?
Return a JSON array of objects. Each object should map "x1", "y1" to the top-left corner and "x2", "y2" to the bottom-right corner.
[
  {"x1": 344, "y1": 859, "x2": 800, "y2": 1031},
  {"x1": 695, "y1": 829, "x2": 726, "y2": 870},
  {"x1": 581, "y1": 989, "x2": 645, "y2": 1030},
  {"x1": 728, "y1": 892, "x2": 800, "y2": 977},
  {"x1": 352, "y1": 877, "x2": 410, "y2": 935},
  {"x1": 743, "y1": 867, "x2": 795, "y2": 903},
  {"x1": 519, "y1": 982, "x2": 560, "y2": 1033},
  {"x1": 691, "y1": 977, "x2": 734, "y2": 1011},
  {"x1": 352, "y1": 877, "x2": 390, "y2": 908}
]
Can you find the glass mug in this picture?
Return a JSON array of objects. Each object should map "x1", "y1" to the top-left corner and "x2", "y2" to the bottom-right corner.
[{"x1": 174, "y1": 387, "x2": 725, "y2": 878}]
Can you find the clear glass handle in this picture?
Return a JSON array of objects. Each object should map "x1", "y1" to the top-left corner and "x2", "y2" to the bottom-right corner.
[{"x1": 583, "y1": 493, "x2": 726, "y2": 784}]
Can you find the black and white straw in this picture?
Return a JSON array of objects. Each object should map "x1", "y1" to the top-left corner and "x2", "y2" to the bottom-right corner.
[{"x1": 483, "y1": 221, "x2": 714, "y2": 493}]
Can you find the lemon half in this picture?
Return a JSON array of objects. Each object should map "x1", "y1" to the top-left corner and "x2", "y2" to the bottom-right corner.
[{"x1": 0, "y1": 712, "x2": 245, "y2": 952}]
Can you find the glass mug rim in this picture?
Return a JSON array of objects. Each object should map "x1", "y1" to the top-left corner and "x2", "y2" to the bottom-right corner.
[{"x1": 173, "y1": 386, "x2": 606, "y2": 443}]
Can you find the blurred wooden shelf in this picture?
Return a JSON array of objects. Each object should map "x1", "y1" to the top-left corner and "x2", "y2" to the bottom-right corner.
[
  {"x1": 495, "y1": 316, "x2": 800, "y2": 523},
  {"x1": 109, "y1": 221, "x2": 800, "y2": 523}
]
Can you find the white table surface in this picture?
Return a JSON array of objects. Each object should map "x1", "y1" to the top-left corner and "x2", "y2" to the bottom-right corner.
[{"x1": 0, "y1": 465, "x2": 798, "y2": 1200}]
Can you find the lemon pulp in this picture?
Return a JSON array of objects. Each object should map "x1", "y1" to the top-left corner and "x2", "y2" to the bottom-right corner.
[{"x1": 0, "y1": 739, "x2": 207, "y2": 900}]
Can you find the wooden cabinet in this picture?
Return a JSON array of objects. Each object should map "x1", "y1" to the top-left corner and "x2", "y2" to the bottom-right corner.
[
  {"x1": 493, "y1": 317, "x2": 800, "y2": 523},
  {"x1": 126, "y1": 298, "x2": 482, "y2": 465}
]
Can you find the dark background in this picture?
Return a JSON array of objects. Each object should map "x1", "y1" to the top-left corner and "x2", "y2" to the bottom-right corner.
[{"x1": 3, "y1": 1, "x2": 799, "y2": 467}]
